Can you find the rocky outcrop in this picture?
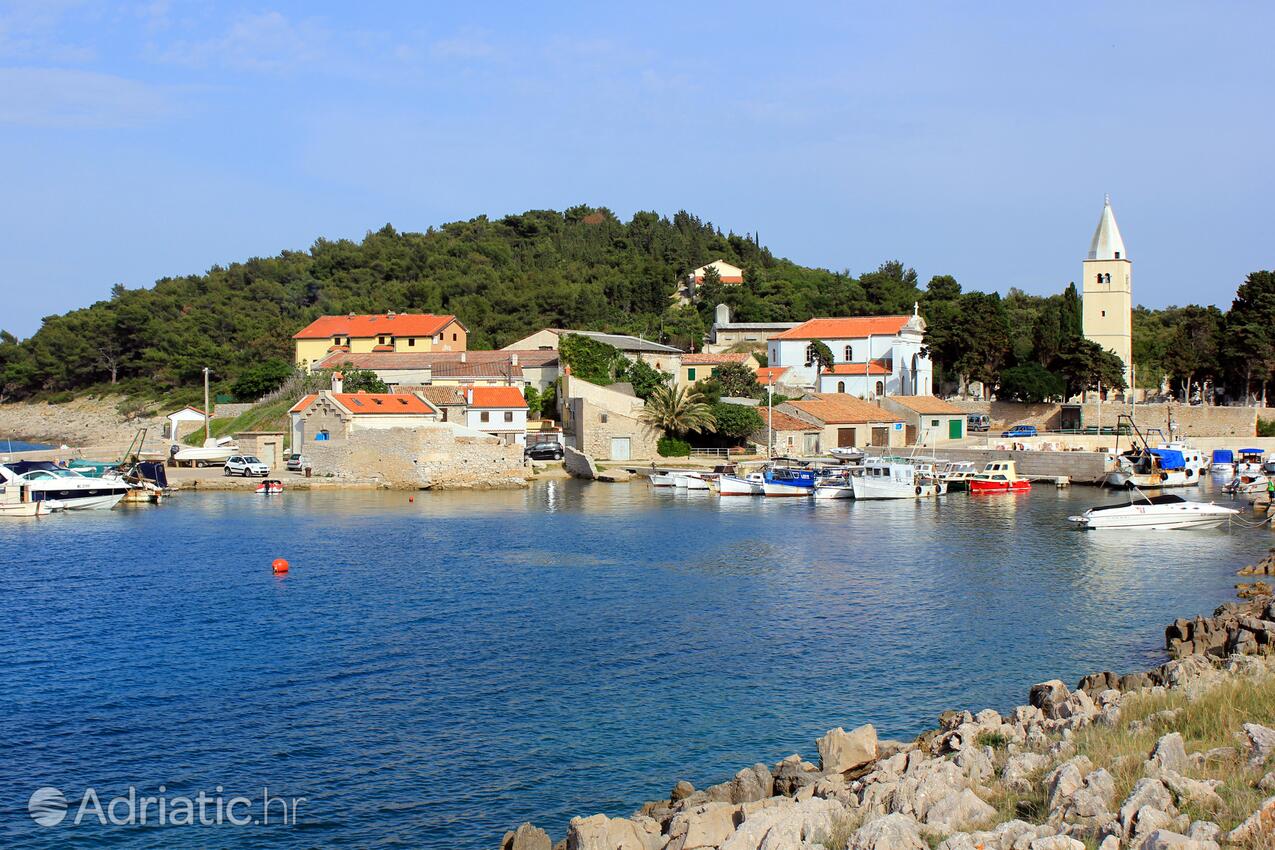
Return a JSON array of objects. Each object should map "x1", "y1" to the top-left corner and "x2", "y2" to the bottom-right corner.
[{"x1": 499, "y1": 586, "x2": 1275, "y2": 850}]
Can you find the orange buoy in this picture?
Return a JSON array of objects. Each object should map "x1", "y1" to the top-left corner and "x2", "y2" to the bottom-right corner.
[
  {"x1": 409, "y1": 496, "x2": 414, "y2": 503},
  {"x1": 272, "y1": 558, "x2": 289, "y2": 574}
]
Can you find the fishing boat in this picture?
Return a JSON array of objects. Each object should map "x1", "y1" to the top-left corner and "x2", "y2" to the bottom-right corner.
[
  {"x1": 672, "y1": 472, "x2": 712, "y2": 491},
  {"x1": 762, "y1": 466, "x2": 817, "y2": 497},
  {"x1": 1224, "y1": 472, "x2": 1269, "y2": 496},
  {"x1": 0, "y1": 461, "x2": 129, "y2": 510},
  {"x1": 938, "y1": 461, "x2": 978, "y2": 491},
  {"x1": 648, "y1": 472, "x2": 677, "y2": 487},
  {"x1": 1069, "y1": 492, "x2": 1238, "y2": 531},
  {"x1": 0, "y1": 483, "x2": 45, "y2": 517},
  {"x1": 1236, "y1": 449, "x2": 1266, "y2": 475},
  {"x1": 1210, "y1": 449, "x2": 1235, "y2": 475},
  {"x1": 715, "y1": 472, "x2": 765, "y2": 496},
  {"x1": 827, "y1": 447, "x2": 866, "y2": 464},
  {"x1": 256, "y1": 479, "x2": 284, "y2": 495},
  {"x1": 851, "y1": 457, "x2": 941, "y2": 500},
  {"x1": 968, "y1": 460, "x2": 1032, "y2": 494}
]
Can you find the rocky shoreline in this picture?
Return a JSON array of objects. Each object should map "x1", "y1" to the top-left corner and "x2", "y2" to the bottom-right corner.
[{"x1": 498, "y1": 554, "x2": 1275, "y2": 850}]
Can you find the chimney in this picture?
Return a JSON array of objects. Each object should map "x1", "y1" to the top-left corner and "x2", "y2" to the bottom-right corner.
[
  {"x1": 332, "y1": 371, "x2": 344, "y2": 393},
  {"x1": 348, "y1": 311, "x2": 355, "y2": 319},
  {"x1": 460, "y1": 352, "x2": 467, "y2": 363},
  {"x1": 510, "y1": 353, "x2": 519, "y2": 366},
  {"x1": 387, "y1": 310, "x2": 396, "y2": 319},
  {"x1": 466, "y1": 387, "x2": 473, "y2": 405}
]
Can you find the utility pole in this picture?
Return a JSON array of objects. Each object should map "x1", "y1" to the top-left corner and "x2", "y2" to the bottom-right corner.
[
  {"x1": 767, "y1": 383, "x2": 774, "y2": 459},
  {"x1": 203, "y1": 367, "x2": 212, "y2": 442}
]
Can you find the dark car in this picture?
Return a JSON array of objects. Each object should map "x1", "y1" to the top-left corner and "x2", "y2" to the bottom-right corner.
[{"x1": 524, "y1": 441, "x2": 564, "y2": 461}]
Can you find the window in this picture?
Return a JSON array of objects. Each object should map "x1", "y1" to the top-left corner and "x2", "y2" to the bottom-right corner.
[
  {"x1": 874, "y1": 380, "x2": 884, "y2": 396},
  {"x1": 805, "y1": 345, "x2": 817, "y2": 367},
  {"x1": 710, "y1": 367, "x2": 719, "y2": 377},
  {"x1": 504, "y1": 411, "x2": 513, "y2": 422},
  {"x1": 480, "y1": 411, "x2": 490, "y2": 423},
  {"x1": 379, "y1": 336, "x2": 387, "y2": 344},
  {"x1": 1101, "y1": 310, "x2": 1106, "y2": 317},
  {"x1": 600, "y1": 413, "x2": 609, "y2": 423},
  {"x1": 931, "y1": 419, "x2": 940, "y2": 427},
  {"x1": 452, "y1": 333, "x2": 458, "y2": 341},
  {"x1": 844, "y1": 344, "x2": 853, "y2": 361},
  {"x1": 837, "y1": 381, "x2": 846, "y2": 393},
  {"x1": 408, "y1": 338, "x2": 415, "y2": 347},
  {"x1": 1115, "y1": 251, "x2": 1121, "y2": 259},
  {"x1": 687, "y1": 368, "x2": 697, "y2": 381}
]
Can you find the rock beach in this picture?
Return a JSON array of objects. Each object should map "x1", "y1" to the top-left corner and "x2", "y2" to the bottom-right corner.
[{"x1": 499, "y1": 575, "x2": 1275, "y2": 850}]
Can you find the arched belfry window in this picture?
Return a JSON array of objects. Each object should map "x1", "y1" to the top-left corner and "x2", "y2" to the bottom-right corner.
[
  {"x1": 805, "y1": 344, "x2": 817, "y2": 367},
  {"x1": 844, "y1": 344, "x2": 853, "y2": 361}
]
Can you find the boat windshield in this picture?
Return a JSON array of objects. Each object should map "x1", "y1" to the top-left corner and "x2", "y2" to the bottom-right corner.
[{"x1": 1088, "y1": 493, "x2": 1188, "y2": 513}]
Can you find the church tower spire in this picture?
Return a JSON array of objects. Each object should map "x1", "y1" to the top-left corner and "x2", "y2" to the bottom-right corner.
[{"x1": 1081, "y1": 195, "x2": 1133, "y2": 389}]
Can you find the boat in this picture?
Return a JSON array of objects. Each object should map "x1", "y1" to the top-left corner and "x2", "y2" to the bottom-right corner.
[
  {"x1": 0, "y1": 483, "x2": 45, "y2": 517},
  {"x1": 1224, "y1": 472, "x2": 1269, "y2": 496},
  {"x1": 716, "y1": 472, "x2": 765, "y2": 496},
  {"x1": 827, "y1": 447, "x2": 866, "y2": 464},
  {"x1": 1069, "y1": 492, "x2": 1239, "y2": 531},
  {"x1": 649, "y1": 473, "x2": 677, "y2": 487},
  {"x1": 173, "y1": 436, "x2": 239, "y2": 467},
  {"x1": 762, "y1": 466, "x2": 817, "y2": 497},
  {"x1": 1236, "y1": 449, "x2": 1266, "y2": 476},
  {"x1": 672, "y1": 472, "x2": 712, "y2": 491},
  {"x1": 0, "y1": 461, "x2": 129, "y2": 510},
  {"x1": 968, "y1": 460, "x2": 1032, "y2": 494},
  {"x1": 1106, "y1": 445, "x2": 1206, "y2": 489},
  {"x1": 1210, "y1": 449, "x2": 1235, "y2": 475},
  {"x1": 851, "y1": 457, "x2": 941, "y2": 500},
  {"x1": 812, "y1": 467, "x2": 857, "y2": 499},
  {"x1": 938, "y1": 461, "x2": 978, "y2": 491},
  {"x1": 256, "y1": 479, "x2": 284, "y2": 495}
]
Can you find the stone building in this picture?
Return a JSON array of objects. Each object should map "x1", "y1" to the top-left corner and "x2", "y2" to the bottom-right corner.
[
  {"x1": 1082, "y1": 196, "x2": 1133, "y2": 388},
  {"x1": 302, "y1": 424, "x2": 526, "y2": 489},
  {"x1": 750, "y1": 409, "x2": 822, "y2": 457},
  {"x1": 704, "y1": 304, "x2": 800, "y2": 354},
  {"x1": 288, "y1": 391, "x2": 440, "y2": 450},
  {"x1": 560, "y1": 372, "x2": 660, "y2": 461},
  {"x1": 677, "y1": 352, "x2": 762, "y2": 387},
  {"x1": 778, "y1": 394, "x2": 905, "y2": 451}
]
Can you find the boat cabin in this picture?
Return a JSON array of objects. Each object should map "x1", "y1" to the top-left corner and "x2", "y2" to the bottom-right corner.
[{"x1": 973, "y1": 461, "x2": 1021, "y2": 482}]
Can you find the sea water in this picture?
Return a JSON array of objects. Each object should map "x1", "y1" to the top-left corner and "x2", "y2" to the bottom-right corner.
[{"x1": 0, "y1": 480, "x2": 1262, "y2": 847}]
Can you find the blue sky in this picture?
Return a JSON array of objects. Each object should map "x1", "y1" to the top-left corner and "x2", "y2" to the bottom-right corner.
[{"x1": 1, "y1": 1, "x2": 1271, "y2": 338}]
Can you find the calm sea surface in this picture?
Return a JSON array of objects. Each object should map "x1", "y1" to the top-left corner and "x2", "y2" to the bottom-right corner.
[{"x1": 0, "y1": 478, "x2": 1266, "y2": 848}]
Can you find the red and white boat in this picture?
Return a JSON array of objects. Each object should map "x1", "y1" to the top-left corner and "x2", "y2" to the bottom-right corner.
[
  {"x1": 255, "y1": 479, "x2": 284, "y2": 495},
  {"x1": 968, "y1": 461, "x2": 1031, "y2": 494}
]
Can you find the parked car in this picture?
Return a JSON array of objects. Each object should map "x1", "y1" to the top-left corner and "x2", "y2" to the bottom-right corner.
[
  {"x1": 224, "y1": 455, "x2": 270, "y2": 477},
  {"x1": 285, "y1": 453, "x2": 308, "y2": 472},
  {"x1": 967, "y1": 413, "x2": 990, "y2": 432},
  {"x1": 524, "y1": 441, "x2": 565, "y2": 461},
  {"x1": 1001, "y1": 425, "x2": 1039, "y2": 438}
]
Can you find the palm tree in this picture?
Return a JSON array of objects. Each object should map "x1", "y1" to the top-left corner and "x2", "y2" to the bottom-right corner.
[{"x1": 639, "y1": 384, "x2": 717, "y2": 435}]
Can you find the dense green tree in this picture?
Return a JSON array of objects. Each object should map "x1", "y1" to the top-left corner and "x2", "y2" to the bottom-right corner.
[
  {"x1": 713, "y1": 362, "x2": 763, "y2": 399},
  {"x1": 231, "y1": 360, "x2": 293, "y2": 401},
  {"x1": 559, "y1": 333, "x2": 627, "y2": 385},
  {"x1": 997, "y1": 363, "x2": 1066, "y2": 403},
  {"x1": 954, "y1": 292, "x2": 1012, "y2": 389},
  {"x1": 807, "y1": 340, "x2": 835, "y2": 374},
  {"x1": 1056, "y1": 337, "x2": 1127, "y2": 396},
  {"x1": 618, "y1": 358, "x2": 668, "y2": 400},
  {"x1": 1224, "y1": 271, "x2": 1275, "y2": 403},
  {"x1": 523, "y1": 385, "x2": 542, "y2": 417},
  {"x1": 707, "y1": 402, "x2": 764, "y2": 444},
  {"x1": 333, "y1": 365, "x2": 388, "y2": 393}
]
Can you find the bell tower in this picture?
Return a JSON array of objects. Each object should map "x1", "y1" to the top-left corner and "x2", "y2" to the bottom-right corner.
[{"x1": 1081, "y1": 195, "x2": 1133, "y2": 388}]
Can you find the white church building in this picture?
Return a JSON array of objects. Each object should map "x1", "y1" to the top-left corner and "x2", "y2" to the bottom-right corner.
[{"x1": 766, "y1": 308, "x2": 933, "y2": 397}]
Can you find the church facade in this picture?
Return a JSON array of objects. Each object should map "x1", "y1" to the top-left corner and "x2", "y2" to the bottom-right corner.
[{"x1": 1081, "y1": 196, "x2": 1134, "y2": 388}]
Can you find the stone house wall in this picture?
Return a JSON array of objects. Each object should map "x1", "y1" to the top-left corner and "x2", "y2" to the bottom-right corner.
[
  {"x1": 303, "y1": 425, "x2": 526, "y2": 489},
  {"x1": 949, "y1": 399, "x2": 1264, "y2": 437}
]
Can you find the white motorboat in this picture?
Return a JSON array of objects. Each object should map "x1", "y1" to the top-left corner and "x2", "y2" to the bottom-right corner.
[
  {"x1": 0, "y1": 483, "x2": 45, "y2": 517},
  {"x1": 828, "y1": 447, "x2": 866, "y2": 463},
  {"x1": 672, "y1": 472, "x2": 711, "y2": 491},
  {"x1": 813, "y1": 481, "x2": 855, "y2": 499},
  {"x1": 938, "y1": 461, "x2": 977, "y2": 491},
  {"x1": 1236, "y1": 449, "x2": 1266, "y2": 476},
  {"x1": 173, "y1": 436, "x2": 239, "y2": 467},
  {"x1": 1224, "y1": 473, "x2": 1269, "y2": 496},
  {"x1": 716, "y1": 472, "x2": 765, "y2": 496},
  {"x1": 649, "y1": 473, "x2": 677, "y2": 487},
  {"x1": 1069, "y1": 492, "x2": 1239, "y2": 530},
  {"x1": 851, "y1": 457, "x2": 941, "y2": 500},
  {"x1": 0, "y1": 461, "x2": 129, "y2": 510},
  {"x1": 1210, "y1": 449, "x2": 1235, "y2": 475}
]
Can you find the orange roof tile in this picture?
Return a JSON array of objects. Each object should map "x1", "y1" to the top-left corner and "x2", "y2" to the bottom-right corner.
[
  {"x1": 289, "y1": 394, "x2": 318, "y2": 414},
  {"x1": 770, "y1": 316, "x2": 910, "y2": 341},
  {"x1": 333, "y1": 392, "x2": 436, "y2": 415},
  {"x1": 466, "y1": 386, "x2": 527, "y2": 409},
  {"x1": 755, "y1": 366, "x2": 789, "y2": 386},
  {"x1": 823, "y1": 360, "x2": 890, "y2": 376},
  {"x1": 293, "y1": 313, "x2": 463, "y2": 340},
  {"x1": 885, "y1": 395, "x2": 966, "y2": 415},
  {"x1": 757, "y1": 409, "x2": 821, "y2": 432},
  {"x1": 785, "y1": 395, "x2": 902, "y2": 425},
  {"x1": 681, "y1": 352, "x2": 753, "y2": 366}
]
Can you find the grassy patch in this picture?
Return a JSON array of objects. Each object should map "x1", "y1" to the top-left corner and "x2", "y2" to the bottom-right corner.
[
  {"x1": 818, "y1": 808, "x2": 865, "y2": 850},
  {"x1": 183, "y1": 396, "x2": 296, "y2": 447},
  {"x1": 977, "y1": 731, "x2": 1011, "y2": 751}
]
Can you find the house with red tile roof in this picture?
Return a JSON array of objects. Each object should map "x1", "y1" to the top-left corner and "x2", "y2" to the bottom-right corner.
[
  {"x1": 312, "y1": 349, "x2": 559, "y2": 392},
  {"x1": 767, "y1": 305, "x2": 933, "y2": 398},
  {"x1": 778, "y1": 393, "x2": 906, "y2": 451},
  {"x1": 292, "y1": 311, "x2": 468, "y2": 368},
  {"x1": 288, "y1": 390, "x2": 443, "y2": 449},
  {"x1": 462, "y1": 386, "x2": 529, "y2": 445},
  {"x1": 750, "y1": 408, "x2": 822, "y2": 457}
]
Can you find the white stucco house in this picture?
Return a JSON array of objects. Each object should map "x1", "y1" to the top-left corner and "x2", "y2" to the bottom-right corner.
[
  {"x1": 463, "y1": 386, "x2": 528, "y2": 446},
  {"x1": 165, "y1": 406, "x2": 208, "y2": 440},
  {"x1": 767, "y1": 306, "x2": 933, "y2": 397}
]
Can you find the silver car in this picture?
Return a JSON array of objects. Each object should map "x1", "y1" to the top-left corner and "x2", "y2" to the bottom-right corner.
[{"x1": 285, "y1": 453, "x2": 308, "y2": 472}]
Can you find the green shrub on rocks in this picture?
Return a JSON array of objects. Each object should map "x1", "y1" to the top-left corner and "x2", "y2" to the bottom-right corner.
[{"x1": 657, "y1": 436, "x2": 691, "y2": 457}]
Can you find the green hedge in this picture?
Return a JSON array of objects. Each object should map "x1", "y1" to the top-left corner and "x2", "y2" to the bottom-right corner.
[{"x1": 657, "y1": 436, "x2": 691, "y2": 457}]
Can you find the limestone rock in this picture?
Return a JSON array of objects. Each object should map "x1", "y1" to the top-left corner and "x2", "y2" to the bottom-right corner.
[
  {"x1": 1002, "y1": 752, "x2": 1049, "y2": 794},
  {"x1": 1027, "y1": 836, "x2": 1085, "y2": 850},
  {"x1": 666, "y1": 802, "x2": 739, "y2": 850},
  {"x1": 671, "y1": 781, "x2": 695, "y2": 802},
  {"x1": 1226, "y1": 795, "x2": 1275, "y2": 845},
  {"x1": 1185, "y1": 821, "x2": 1220, "y2": 843},
  {"x1": 728, "y1": 764, "x2": 775, "y2": 804},
  {"x1": 721, "y1": 797, "x2": 847, "y2": 850},
  {"x1": 1147, "y1": 733, "x2": 1189, "y2": 774},
  {"x1": 1029, "y1": 681, "x2": 1071, "y2": 718},
  {"x1": 503, "y1": 822, "x2": 552, "y2": 850},
  {"x1": 923, "y1": 788, "x2": 997, "y2": 834},
  {"x1": 1159, "y1": 771, "x2": 1224, "y2": 810},
  {"x1": 848, "y1": 813, "x2": 927, "y2": 850},
  {"x1": 818, "y1": 724, "x2": 878, "y2": 774},
  {"x1": 1259, "y1": 770, "x2": 1275, "y2": 792},
  {"x1": 1134, "y1": 829, "x2": 1219, "y2": 850},
  {"x1": 567, "y1": 814, "x2": 661, "y2": 850},
  {"x1": 1118, "y1": 779, "x2": 1174, "y2": 840},
  {"x1": 1242, "y1": 722, "x2": 1275, "y2": 767},
  {"x1": 1098, "y1": 837, "x2": 1120, "y2": 850},
  {"x1": 772, "y1": 755, "x2": 820, "y2": 797}
]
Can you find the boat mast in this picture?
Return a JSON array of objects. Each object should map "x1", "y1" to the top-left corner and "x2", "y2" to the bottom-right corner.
[{"x1": 203, "y1": 367, "x2": 211, "y2": 442}]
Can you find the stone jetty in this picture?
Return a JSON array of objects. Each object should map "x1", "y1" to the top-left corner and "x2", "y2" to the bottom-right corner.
[{"x1": 498, "y1": 555, "x2": 1275, "y2": 850}]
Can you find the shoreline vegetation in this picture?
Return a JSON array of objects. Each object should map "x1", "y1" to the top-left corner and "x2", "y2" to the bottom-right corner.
[{"x1": 499, "y1": 556, "x2": 1275, "y2": 850}]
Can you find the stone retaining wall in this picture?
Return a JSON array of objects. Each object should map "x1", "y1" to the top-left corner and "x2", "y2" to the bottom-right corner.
[
  {"x1": 868, "y1": 446, "x2": 1109, "y2": 483},
  {"x1": 304, "y1": 426, "x2": 527, "y2": 489},
  {"x1": 948, "y1": 399, "x2": 1269, "y2": 437}
]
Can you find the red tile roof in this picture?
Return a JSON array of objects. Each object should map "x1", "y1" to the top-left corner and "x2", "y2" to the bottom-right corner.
[
  {"x1": 371, "y1": 344, "x2": 395, "y2": 352},
  {"x1": 681, "y1": 352, "x2": 753, "y2": 366},
  {"x1": 415, "y1": 386, "x2": 468, "y2": 406},
  {"x1": 755, "y1": 366, "x2": 789, "y2": 386},
  {"x1": 289, "y1": 394, "x2": 318, "y2": 414},
  {"x1": 432, "y1": 362, "x2": 523, "y2": 379},
  {"x1": 333, "y1": 392, "x2": 436, "y2": 415},
  {"x1": 823, "y1": 360, "x2": 890, "y2": 376},
  {"x1": 770, "y1": 316, "x2": 910, "y2": 341},
  {"x1": 758, "y1": 410, "x2": 821, "y2": 432},
  {"x1": 885, "y1": 395, "x2": 966, "y2": 415},
  {"x1": 313, "y1": 350, "x2": 558, "y2": 370},
  {"x1": 293, "y1": 313, "x2": 462, "y2": 340},
  {"x1": 466, "y1": 387, "x2": 527, "y2": 409},
  {"x1": 785, "y1": 395, "x2": 902, "y2": 425}
]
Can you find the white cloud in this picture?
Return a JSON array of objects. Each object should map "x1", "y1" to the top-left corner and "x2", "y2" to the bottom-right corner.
[
  {"x1": 0, "y1": 67, "x2": 171, "y2": 127},
  {"x1": 154, "y1": 10, "x2": 329, "y2": 73}
]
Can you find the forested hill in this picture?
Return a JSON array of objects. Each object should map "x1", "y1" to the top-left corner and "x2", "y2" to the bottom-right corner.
[
  {"x1": 0, "y1": 204, "x2": 1269, "y2": 404},
  {"x1": 0, "y1": 206, "x2": 921, "y2": 399}
]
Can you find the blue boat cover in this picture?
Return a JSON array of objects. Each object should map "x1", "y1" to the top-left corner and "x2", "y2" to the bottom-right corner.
[
  {"x1": 1212, "y1": 449, "x2": 1234, "y2": 464},
  {"x1": 1148, "y1": 448, "x2": 1185, "y2": 470},
  {"x1": 1240, "y1": 448, "x2": 1265, "y2": 455}
]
